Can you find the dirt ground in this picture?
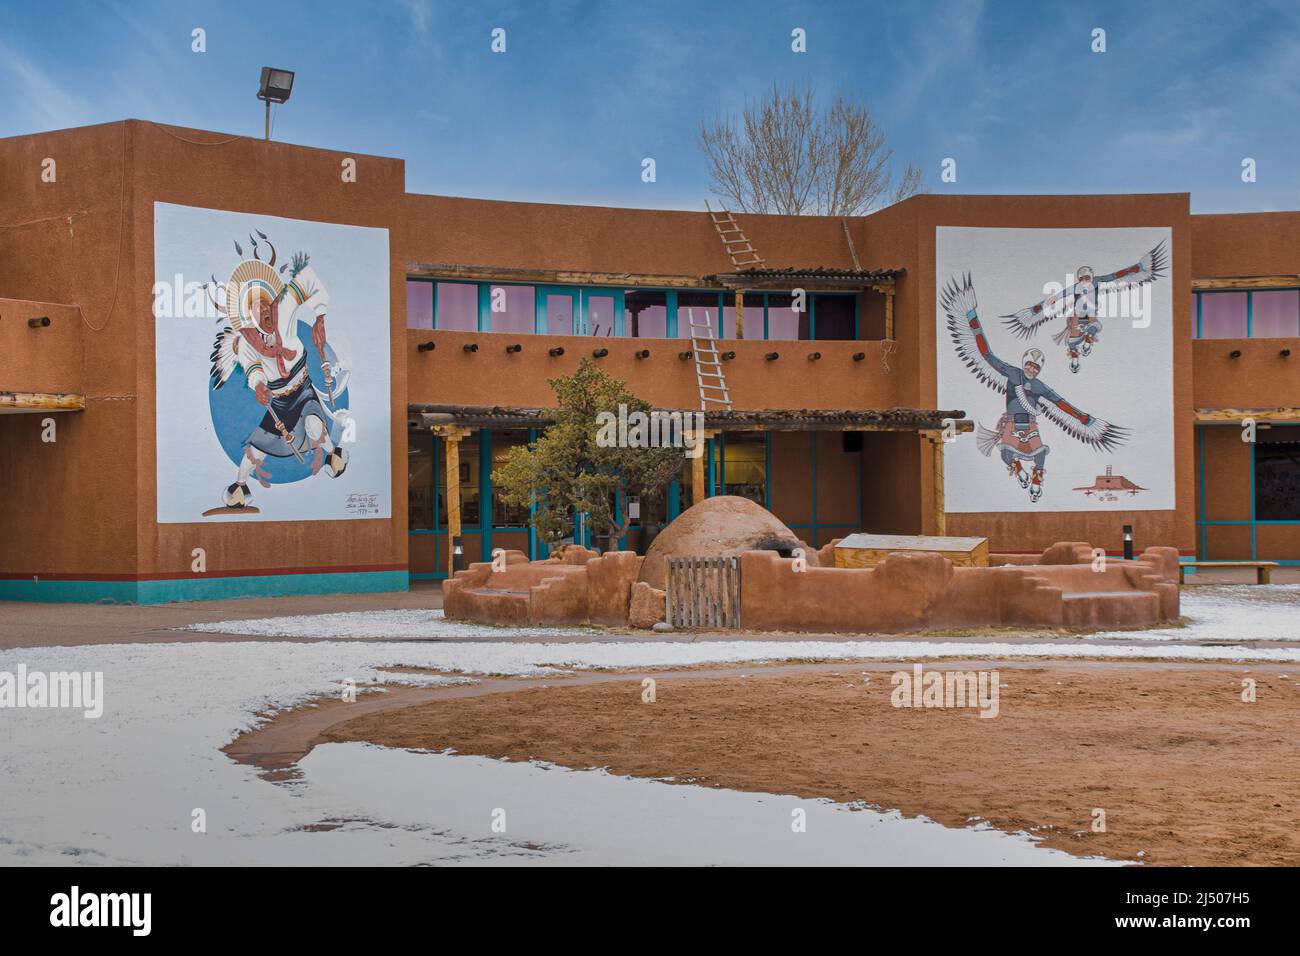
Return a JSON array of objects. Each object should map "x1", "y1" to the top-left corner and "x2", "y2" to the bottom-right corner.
[{"x1": 323, "y1": 663, "x2": 1300, "y2": 866}]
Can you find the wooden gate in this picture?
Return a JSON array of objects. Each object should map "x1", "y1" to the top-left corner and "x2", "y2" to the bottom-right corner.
[{"x1": 665, "y1": 556, "x2": 742, "y2": 629}]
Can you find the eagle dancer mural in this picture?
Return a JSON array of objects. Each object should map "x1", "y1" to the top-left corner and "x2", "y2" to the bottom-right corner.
[
  {"x1": 999, "y1": 241, "x2": 1167, "y2": 373},
  {"x1": 202, "y1": 232, "x2": 353, "y2": 515},
  {"x1": 943, "y1": 273, "x2": 1128, "y2": 503}
]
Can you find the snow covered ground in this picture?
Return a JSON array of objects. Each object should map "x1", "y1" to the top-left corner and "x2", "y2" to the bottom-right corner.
[
  {"x1": 1, "y1": 640, "x2": 1122, "y2": 865},
  {"x1": 3, "y1": 584, "x2": 1297, "y2": 866}
]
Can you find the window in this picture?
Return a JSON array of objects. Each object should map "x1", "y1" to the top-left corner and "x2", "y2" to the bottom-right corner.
[
  {"x1": 584, "y1": 293, "x2": 616, "y2": 337},
  {"x1": 722, "y1": 432, "x2": 766, "y2": 505},
  {"x1": 766, "y1": 293, "x2": 810, "y2": 340},
  {"x1": 408, "y1": 432, "x2": 435, "y2": 529},
  {"x1": 678, "y1": 291, "x2": 722, "y2": 338},
  {"x1": 722, "y1": 295, "x2": 759, "y2": 340},
  {"x1": 406, "y1": 280, "x2": 433, "y2": 330},
  {"x1": 438, "y1": 434, "x2": 480, "y2": 526},
  {"x1": 1196, "y1": 290, "x2": 1300, "y2": 339},
  {"x1": 491, "y1": 431, "x2": 531, "y2": 527},
  {"x1": 540, "y1": 292, "x2": 575, "y2": 335},
  {"x1": 813, "y1": 295, "x2": 855, "y2": 340},
  {"x1": 1198, "y1": 292, "x2": 1248, "y2": 339},
  {"x1": 1250, "y1": 290, "x2": 1300, "y2": 339},
  {"x1": 487, "y1": 285, "x2": 535, "y2": 334},
  {"x1": 625, "y1": 290, "x2": 667, "y2": 337},
  {"x1": 1255, "y1": 426, "x2": 1300, "y2": 521},
  {"x1": 436, "y1": 282, "x2": 478, "y2": 331}
]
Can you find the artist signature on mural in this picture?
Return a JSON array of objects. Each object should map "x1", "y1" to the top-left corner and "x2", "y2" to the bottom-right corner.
[{"x1": 345, "y1": 493, "x2": 381, "y2": 516}]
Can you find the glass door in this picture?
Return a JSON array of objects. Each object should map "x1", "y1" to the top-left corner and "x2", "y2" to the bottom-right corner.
[
  {"x1": 536, "y1": 286, "x2": 579, "y2": 335},
  {"x1": 581, "y1": 289, "x2": 623, "y2": 337}
]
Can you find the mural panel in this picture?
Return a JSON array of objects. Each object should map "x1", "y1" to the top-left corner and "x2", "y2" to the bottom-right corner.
[
  {"x1": 936, "y1": 226, "x2": 1174, "y2": 513},
  {"x1": 154, "y1": 202, "x2": 391, "y2": 522}
]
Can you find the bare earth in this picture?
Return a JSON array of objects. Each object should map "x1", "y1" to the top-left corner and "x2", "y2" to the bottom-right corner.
[{"x1": 323, "y1": 664, "x2": 1300, "y2": 866}]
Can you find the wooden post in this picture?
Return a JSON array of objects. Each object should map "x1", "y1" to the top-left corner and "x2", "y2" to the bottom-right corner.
[
  {"x1": 734, "y1": 290, "x2": 745, "y2": 340},
  {"x1": 885, "y1": 289, "x2": 895, "y2": 341},
  {"x1": 928, "y1": 432, "x2": 946, "y2": 537},
  {"x1": 435, "y1": 425, "x2": 473, "y2": 577},
  {"x1": 691, "y1": 432, "x2": 706, "y2": 505}
]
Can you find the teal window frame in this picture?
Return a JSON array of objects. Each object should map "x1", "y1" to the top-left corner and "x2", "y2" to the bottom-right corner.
[
  {"x1": 1194, "y1": 288, "x2": 1300, "y2": 339},
  {"x1": 1195, "y1": 423, "x2": 1300, "y2": 565}
]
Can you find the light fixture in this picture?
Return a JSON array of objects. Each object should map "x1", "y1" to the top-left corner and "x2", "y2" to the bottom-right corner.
[
  {"x1": 416, "y1": 341, "x2": 435, "y2": 352},
  {"x1": 635, "y1": 349, "x2": 650, "y2": 359},
  {"x1": 1281, "y1": 349, "x2": 1292, "y2": 357},
  {"x1": 765, "y1": 351, "x2": 779, "y2": 361},
  {"x1": 462, "y1": 343, "x2": 478, "y2": 353},
  {"x1": 721, "y1": 350, "x2": 736, "y2": 360},
  {"x1": 1229, "y1": 349, "x2": 1242, "y2": 359},
  {"x1": 549, "y1": 346, "x2": 565, "y2": 356},
  {"x1": 852, "y1": 352, "x2": 866, "y2": 362},
  {"x1": 256, "y1": 67, "x2": 295, "y2": 141},
  {"x1": 678, "y1": 350, "x2": 693, "y2": 360},
  {"x1": 28, "y1": 316, "x2": 50, "y2": 328},
  {"x1": 592, "y1": 347, "x2": 608, "y2": 358},
  {"x1": 807, "y1": 352, "x2": 822, "y2": 361},
  {"x1": 506, "y1": 343, "x2": 522, "y2": 353}
]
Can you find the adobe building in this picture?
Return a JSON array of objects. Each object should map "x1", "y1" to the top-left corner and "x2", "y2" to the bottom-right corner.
[{"x1": 1, "y1": 119, "x2": 1296, "y2": 602}]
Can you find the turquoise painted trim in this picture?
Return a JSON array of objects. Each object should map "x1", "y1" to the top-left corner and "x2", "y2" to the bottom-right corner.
[
  {"x1": 477, "y1": 283, "x2": 490, "y2": 332},
  {"x1": 1196, "y1": 292, "x2": 1202, "y2": 338},
  {"x1": 0, "y1": 570, "x2": 409, "y2": 606},
  {"x1": 527, "y1": 427, "x2": 538, "y2": 558},
  {"x1": 480, "y1": 429, "x2": 493, "y2": 562},
  {"x1": 667, "y1": 480, "x2": 681, "y2": 520},
  {"x1": 1197, "y1": 426, "x2": 1206, "y2": 559},
  {"x1": 706, "y1": 438, "x2": 717, "y2": 497},
  {"x1": 1250, "y1": 439, "x2": 1257, "y2": 560}
]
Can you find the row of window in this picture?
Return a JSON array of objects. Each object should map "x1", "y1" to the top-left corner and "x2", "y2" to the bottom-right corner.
[
  {"x1": 406, "y1": 279, "x2": 860, "y2": 340},
  {"x1": 407, "y1": 429, "x2": 770, "y2": 534},
  {"x1": 1195, "y1": 290, "x2": 1300, "y2": 339}
]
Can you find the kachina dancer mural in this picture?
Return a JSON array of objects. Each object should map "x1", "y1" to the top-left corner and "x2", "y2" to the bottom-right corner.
[
  {"x1": 154, "y1": 203, "x2": 390, "y2": 523},
  {"x1": 943, "y1": 274, "x2": 1127, "y2": 502},
  {"x1": 935, "y1": 227, "x2": 1173, "y2": 514},
  {"x1": 207, "y1": 240, "x2": 350, "y2": 512},
  {"x1": 999, "y1": 241, "x2": 1167, "y2": 373}
]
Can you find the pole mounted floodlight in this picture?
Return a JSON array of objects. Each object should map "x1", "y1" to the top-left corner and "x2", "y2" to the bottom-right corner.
[{"x1": 256, "y1": 67, "x2": 295, "y2": 141}]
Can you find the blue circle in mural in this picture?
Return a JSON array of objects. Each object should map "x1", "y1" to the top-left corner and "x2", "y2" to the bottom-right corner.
[{"x1": 208, "y1": 320, "x2": 350, "y2": 484}]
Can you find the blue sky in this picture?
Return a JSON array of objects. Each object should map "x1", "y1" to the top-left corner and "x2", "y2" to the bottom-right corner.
[{"x1": 2, "y1": 0, "x2": 1298, "y2": 212}]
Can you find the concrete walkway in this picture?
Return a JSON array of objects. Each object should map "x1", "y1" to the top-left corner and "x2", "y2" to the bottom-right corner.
[{"x1": 0, "y1": 581, "x2": 444, "y2": 650}]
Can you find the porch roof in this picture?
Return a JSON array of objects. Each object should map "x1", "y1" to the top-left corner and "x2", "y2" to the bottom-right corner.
[{"x1": 410, "y1": 403, "x2": 971, "y2": 434}]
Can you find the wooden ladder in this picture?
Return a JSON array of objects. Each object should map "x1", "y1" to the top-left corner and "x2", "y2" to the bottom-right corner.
[
  {"x1": 684, "y1": 307, "x2": 732, "y2": 411},
  {"x1": 706, "y1": 200, "x2": 765, "y2": 269}
]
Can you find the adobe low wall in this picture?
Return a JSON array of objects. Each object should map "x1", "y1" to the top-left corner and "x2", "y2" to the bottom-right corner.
[
  {"x1": 443, "y1": 547, "x2": 643, "y2": 627},
  {"x1": 739, "y1": 544, "x2": 1180, "y2": 634}
]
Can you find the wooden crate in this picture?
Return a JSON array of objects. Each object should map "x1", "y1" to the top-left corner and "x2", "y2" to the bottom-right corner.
[{"x1": 834, "y1": 533, "x2": 989, "y2": 569}]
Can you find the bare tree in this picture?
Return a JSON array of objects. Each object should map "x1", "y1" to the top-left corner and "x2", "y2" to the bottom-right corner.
[{"x1": 699, "y1": 85, "x2": 921, "y2": 216}]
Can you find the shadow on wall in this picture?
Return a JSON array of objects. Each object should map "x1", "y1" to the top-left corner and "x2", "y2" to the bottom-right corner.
[{"x1": 442, "y1": 540, "x2": 1181, "y2": 634}]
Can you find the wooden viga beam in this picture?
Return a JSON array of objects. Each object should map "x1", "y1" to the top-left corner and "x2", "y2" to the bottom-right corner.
[{"x1": 0, "y1": 391, "x2": 86, "y2": 412}]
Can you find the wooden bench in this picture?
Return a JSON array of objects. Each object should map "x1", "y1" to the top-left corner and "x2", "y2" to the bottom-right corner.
[{"x1": 1179, "y1": 561, "x2": 1279, "y2": 585}]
